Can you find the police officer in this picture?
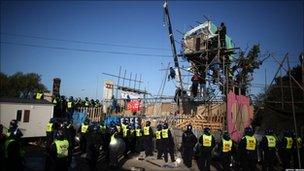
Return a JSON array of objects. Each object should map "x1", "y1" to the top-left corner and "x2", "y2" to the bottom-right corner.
[
  {"x1": 86, "y1": 124, "x2": 102, "y2": 171},
  {"x1": 62, "y1": 120, "x2": 76, "y2": 167},
  {"x1": 4, "y1": 123, "x2": 24, "y2": 171},
  {"x1": 60, "y1": 96, "x2": 67, "y2": 118},
  {"x1": 84, "y1": 97, "x2": 90, "y2": 107},
  {"x1": 260, "y1": 128, "x2": 277, "y2": 171},
  {"x1": 293, "y1": 135, "x2": 303, "y2": 169},
  {"x1": 162, "y1": 122, "x2": 175, "y2": 163},
  {"x1": 135, "y1": 124, "x2": 143, "y2": 153},
  {"x1": 195, "y1": 127, "x2": 215, "y2": 171},
  {"x1": 45, "y1": 118, "x2": 60, "y2": 171},
  {"x1": 129, "y1": 124, "x2": 136, "y2": 153},
  {"x1": 79, "y1": 118, "x2": 90, "y2": 154},
  {"x1": 218, "y1": 131, "x2": 234, "y2": 171},
  {"x1": 7, "y1": 119, "x2": 23, "y2": 140},
  {"x1": 52, "y1": 95, "x2": 60, "y2": 117},
  {"x1": 239, "y1": 127, "x2": 257, "y2": 171},
  {"x1": 49, "y1": 130, "x2": 70, "y2": 171},
  {"x1": 143, "y1": 121, "x2": 154, "y2": 157},
  {"x1": 279, "y1": 130, "x2": 293, "y2": 169},
  {"x1": 122, "y1": 123, "x2": 130, "y2": 157},
  {"x1": 108, "y1": 124, "x2": 125, "y2": 168},
  {"x1": 34, "y1": 90, "x2": 44, "y2": 100},
  {"x1": 155, "y1": 124, "x2": 163, "y2": 159},
  {"x1": 67, "y1": 96, "x2": 75, "y2": 121},
  {"x1": 181, "y1": 124, "x2": 197, "y2": 167},
  {"x1": 181, "y1": 124, "x2": 197, "y2": 168}
]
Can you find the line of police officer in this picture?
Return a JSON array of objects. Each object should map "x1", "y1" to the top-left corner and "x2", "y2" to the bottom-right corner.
[{"x1": 181, "y1": 125, "x2": 303, "y2": 171}]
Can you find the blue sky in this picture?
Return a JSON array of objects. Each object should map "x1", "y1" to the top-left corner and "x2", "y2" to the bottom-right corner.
[{"x1": 1, "y1": 1, "x2": 303, "y2": 99}]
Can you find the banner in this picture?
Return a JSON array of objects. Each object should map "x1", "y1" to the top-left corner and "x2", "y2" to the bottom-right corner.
[
  {"x1": 227, "y1": 91, "x2": 254, "y2": 142},
  {"x1": 127, "y1": 100, "x2": 142, "y2": 113}
]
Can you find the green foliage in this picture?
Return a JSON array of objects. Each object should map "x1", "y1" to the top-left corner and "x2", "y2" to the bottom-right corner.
[
  {"x1": 0, "y1": 72, "x2": 48, "y2": 98},
  {"x1": 235, "y1": 44, "x2": 262, "y2": 92}
]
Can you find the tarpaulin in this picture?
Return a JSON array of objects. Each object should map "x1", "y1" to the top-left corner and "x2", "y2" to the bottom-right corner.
[{"x1": 227, "y1": 91, "x2": 254, "y2": 142}]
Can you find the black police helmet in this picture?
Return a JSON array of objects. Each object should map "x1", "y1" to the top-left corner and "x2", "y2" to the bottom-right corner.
[
  {"x1": 223, "y1": 131, "x2": 230, "y2": 140},
  {"x1": 163, "y1": 123, "x2": 168, "y2": 129},
  {"x1": 146, "y1": 121, "x2": 151, "y2": 126},
  {"x1": 157, "y1": 124, "x2": 162, "y2": 130},
  {"x1": 9, "y1": 119, "x2": 18, "y2": 129},
  {"x1": 204, "y1": 127, "x2": 211, "y2": 135},
  {"x1": 244, "y1": 127, "x2": 253, "y2": 136},
  {"x1": 187, "y1": 124, "x2": 192, "y2": 131}
]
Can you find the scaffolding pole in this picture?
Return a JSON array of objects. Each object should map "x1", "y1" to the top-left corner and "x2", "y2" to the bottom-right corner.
[{"x1": 287, "y1": 55, "x2": 301, "y2": 169}]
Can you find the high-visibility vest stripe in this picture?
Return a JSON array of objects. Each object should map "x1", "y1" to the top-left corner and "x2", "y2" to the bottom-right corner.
[
  {"x1": 81, "y1": 124, "x2": 88, "y2": 133},
  {"x1": 54, "y1": 139, "x2": 69, "y2": 158},
  {"x1": 266, "y1": 135, "x2": 276, "y2": 148},
  {"x1": 46, "y1": 123, "x2": 53, "y2": 132},
  {"x1": 162, "y1": 129, "x2": 169, "y2": 139},
  {"x1": 245, "y1": 135, "x2": 256, "y2": 150},
  {"x1": 155, "y1": 131, "x2": 161, "y2": 139},
  {"x1": 143, "y1": 126, "x2": 150, "y2": 135},
  {"x1": 135, "y1": 129, "x2": 142, "y2": 137},
  {"x1": 222, "y1": 139, "x2": 232, "y2": 152},
  {"x1": 202, "y1": 134, "x2": 212, "y2": 147},
  {"x1": 285, "y1": 137, "x2": 293, "y2": 149}
]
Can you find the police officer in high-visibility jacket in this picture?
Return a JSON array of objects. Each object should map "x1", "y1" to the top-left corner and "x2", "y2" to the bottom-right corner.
[
  {"x1": 181, "y1": 124, "x2": 197, "y2": 168},
  {"x1": 155, "y1": 124, "x2": 163, "y2": 159},
  {"x1": 66, "y1": 96, "x2": 75, "y2": 121},
  {"x1": 122, "y1": 123, "x2": 130, "y2": 157},
  {"x1": 279, "y1": 130, "x2": 293, "y2": 169},
  {"x1": 195, "y1": 127, "x2": 215, "y2": 171},
  {"x1": 86, "y1": 124, "x2": 102, "y2": 171},
  {"x1": 129, "y1": 124, "x2": 136, "y2": 153},
  {"x1": 4, "y1": 123, "x2": 24, "y2": 171},
  {"x1": 79, "y1": 119, "x2": 89, "y2": 154},
  {"x1": 143, "y1": 121, "x2": 154, "y2": 157},
  {"x1": 293, "y1": 135, "x2": 303, "y2": 169},
  {"x1": 34, "y1": 90, "x2": 44, "y2": 100},
  {"x1": 239, "y1": 127, "x2": 257, "y2": 171},
  {"x1": 260, "y1": 128, "x2": 277, "y2": 171},
  {"x1": 218, "y1": 131, "x2": 234, "y2": 171},
  {"x1": 52, "y1": 95, "x2": 60, "y2": 118},
  {"x1": 49, "y1": 130, "x2": 70, "y2": 171},
  {"x1": 135, "y1": 124, "x2": 143, "y2": 153},
  {"x1": 162, "y1": 122, "x2": 175, "y2": 163}
]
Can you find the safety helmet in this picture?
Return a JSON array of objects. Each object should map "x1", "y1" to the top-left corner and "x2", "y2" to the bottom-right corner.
[
  {"x1": 163, "y1": 123, "x2": 168, "y2": 129},
  {"x1": 204, "y1": 127, "x2": 211, "y2": 135},
  {"x1": 244, "y1": 127, "x2": 253, "y2": 136},
  {"x1": 9, "y1": 119, "x2": 18, "y2": 130},
  {"x1": 109, "y1": 125, "x2": 117, "y2": 135},
  {"x1": 84, "y1": 118, "x2": 90, "y2": 125},
  {"x1": 187, "y1": 124, "x2": 192, "y2": 131},
  {"x1": 265, "y1": 128, "x2": 274, "y2": 135},
  {"x1": 157, "y1": 124, "x2": 162, "y2": 131},
  {"x1": 223, "y1": 131, "x2": 230, "y2": 140},
  {"x1": 146, "y1": 121, "x2": 151, "y2": 127}
]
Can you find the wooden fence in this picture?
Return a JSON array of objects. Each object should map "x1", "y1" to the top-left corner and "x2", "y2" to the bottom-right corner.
[{"x1": 76, "y1": 107, "x2": 104, "y2": 122}]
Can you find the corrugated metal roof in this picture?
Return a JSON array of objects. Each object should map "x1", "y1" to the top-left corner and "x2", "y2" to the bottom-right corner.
[{"x1": 0, "y1": 97, "x2": 53, "y2": 105}]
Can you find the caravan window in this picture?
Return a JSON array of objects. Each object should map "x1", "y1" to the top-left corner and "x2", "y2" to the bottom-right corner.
[
  {"x1": 16, "y1": 110, "x2": 22, "y2": 121},
  {"x1": 23, "y1": 110, "x2": 30, "y2": 122}
]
